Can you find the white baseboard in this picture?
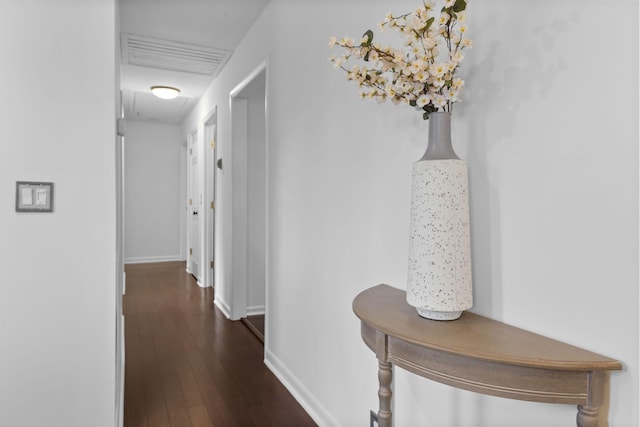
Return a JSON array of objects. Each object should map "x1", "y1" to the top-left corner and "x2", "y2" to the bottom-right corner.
[
  {"x1": 116, "y1": 315, "x2": 125, "y2": 427},
  {"x1": 124, "y1": 255, "x2": 182, "y2": 264},
  {"x1": 265, "y1": 349, "x2": 338, "y2": 427},
  {"x1": 194, "y1": 276, "x2": 213, "y2": 288},
  {"x1": 246, "y1": 305, "x2": 265, "y2": 316},
  {"x1": 214, "y1": 297, "x2": 232, "y2": 319}
]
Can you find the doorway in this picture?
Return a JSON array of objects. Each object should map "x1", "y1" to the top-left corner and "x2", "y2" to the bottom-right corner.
[{"x1": 230, "y1": 63, "x2": 267, "y2": 343}]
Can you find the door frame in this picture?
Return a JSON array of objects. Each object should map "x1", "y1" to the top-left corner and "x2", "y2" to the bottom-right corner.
[
  {"x1": 228, "y1": 60, "x2": 269, "y2": 327},
  {"x1": 203, "y1": 108, "x2": 218, "y2": 289},
  {"x1": 115, "y1": 102, "x2": 125, "y2": 427}
]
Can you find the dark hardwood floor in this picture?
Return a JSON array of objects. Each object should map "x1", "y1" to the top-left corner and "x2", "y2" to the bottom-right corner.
[{"x1": 123, "y1": 261, "x2": 316, "y2": 427}]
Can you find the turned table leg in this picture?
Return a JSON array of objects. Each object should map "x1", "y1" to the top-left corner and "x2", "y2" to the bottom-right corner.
[
  {"x1": 577, "y1": 371, "x2": 606, "y2": 427},
  {"x1": 378, "y1": 360, "x2": 392, "y2": 427},
  {"x1": 577, "y1": 404, "x2": 600, "y2": 427}
]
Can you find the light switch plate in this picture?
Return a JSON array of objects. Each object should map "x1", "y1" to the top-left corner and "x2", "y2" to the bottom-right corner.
[{"x1": 16, "y1": 181, "x2": 54, "y2": 212}]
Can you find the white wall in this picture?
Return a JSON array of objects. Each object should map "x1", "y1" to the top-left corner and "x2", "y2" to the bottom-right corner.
[
  {"x1": 125, "y1": 120, "x2": 183, "y2": 263},
  {"x1": 183, "y1": 0, "x2": 638, "y2": 426},
  {"x1": 0, "y1": 1, "x2": 117, "y2": 426}
]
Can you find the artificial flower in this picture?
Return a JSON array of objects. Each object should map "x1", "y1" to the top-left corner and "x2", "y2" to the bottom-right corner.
[{"x1": 329, "y1": 0, "x2": 472, "y2": 119}]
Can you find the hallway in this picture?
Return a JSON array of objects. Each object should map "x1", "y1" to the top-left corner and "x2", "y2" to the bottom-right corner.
[{"x1": 123, "y1": 262, "x2": 316, "y2": 427}]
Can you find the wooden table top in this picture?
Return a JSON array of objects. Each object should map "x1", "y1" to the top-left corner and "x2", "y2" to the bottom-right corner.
[{"x1": 353, "y1": 284, "x2": 622, "y2": 372}]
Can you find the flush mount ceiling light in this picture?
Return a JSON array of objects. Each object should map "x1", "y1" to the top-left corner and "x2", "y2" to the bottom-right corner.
[{"x1": 150, "y1": 85, "x2": 181, "y2": 100}]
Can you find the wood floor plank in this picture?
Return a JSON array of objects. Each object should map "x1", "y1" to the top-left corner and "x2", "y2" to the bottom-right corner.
[
  {"x1": 187, "y1": 405, "x2": 214, "y2": 427},
  {"x1": 140, "y1": 333, "x2": 171, "y2": 426},
  {"x1": 123, "y1": 262, "x2": 316, "y2": 427},
  {"x1": 124, "y1": 291, "x2": 149, "y2": 427}
]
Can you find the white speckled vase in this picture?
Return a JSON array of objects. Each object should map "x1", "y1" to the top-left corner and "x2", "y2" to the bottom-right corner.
[{"x1": 406, "y1": 112, "x2": 472, "y2": 320}]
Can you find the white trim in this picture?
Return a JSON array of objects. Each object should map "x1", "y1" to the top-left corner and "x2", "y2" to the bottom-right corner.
[
  {"x1": 115, "y1": 83, "x2": 125, "y2": 427},
  {"x1": 117, "y1": 315, "x2": 125, "y2": 427},
  {"x1": 265, "y1": 349, "x2": 339, "y2": 427},
  {"x1": 262, "y1": 56, "x2": 271, "y2": 352},
  {"x1": 124, "y1": 255, "x2": 182, "y2": 264},
  {"x1": 214, "y1": 296, "x2": 232, "y2": 319},
  {"x1": 202, "y1": 108, "x2": 217, "y2": 289},
  {"x1": 246, "y1": 305, "x2": 265, "y2": 316},
  {"x1": 230, "y1": 60, "x2": 267, "y2": 98},
  {"x1": 229, "y1": 60, "x2": 268, "y2": 321},
  {"x1": 179, "y1": 141, "x2": 188, "y2": 263},
  {"x1": 195, "y1": 127, "x2": 206, "y2": 287},
  {"x1": 229, "y1": 96, "x2": 248, "y2": 320}
]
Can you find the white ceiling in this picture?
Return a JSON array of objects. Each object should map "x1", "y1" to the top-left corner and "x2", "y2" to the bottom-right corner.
[{"x1": 119, "y1": 0, "x2": 270, "y2": 125}]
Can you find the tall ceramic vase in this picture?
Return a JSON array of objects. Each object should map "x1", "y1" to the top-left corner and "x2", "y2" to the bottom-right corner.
[{"x1": 406, "y1": 112, "x2": 472, "y2": 320}]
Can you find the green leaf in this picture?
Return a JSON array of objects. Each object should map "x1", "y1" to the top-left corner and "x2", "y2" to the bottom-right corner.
[
  {"x1": 423, "y1": 17, "x2": 435, "y2": 32},
  {"x1": 423, "y1": 112, "x2": 430, "y2": 120},
  {"x1": 423, "y1": 104, "x2": 436, "y2": 113},
  {"x1": 364, "y1": 50, "x2": 370, "y2": 62},
  {"x1": 362, "y1": 29, "x2": 374, "y2": 46},
  {"x1": 453, "y1": 0, "x2": 467, "y2": 13},
  {"x1": 409, "y1": 100, "x2": 417, "y2": 107}
]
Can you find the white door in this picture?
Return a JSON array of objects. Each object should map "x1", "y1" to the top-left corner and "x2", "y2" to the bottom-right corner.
[{"x1": 189, "y1": 132, "x2": 200, "y2": 280}]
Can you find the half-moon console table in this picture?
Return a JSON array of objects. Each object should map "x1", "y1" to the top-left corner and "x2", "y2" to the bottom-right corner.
[{"x1": 352, "y1": 285, "x2": 622, "y2": 427}]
